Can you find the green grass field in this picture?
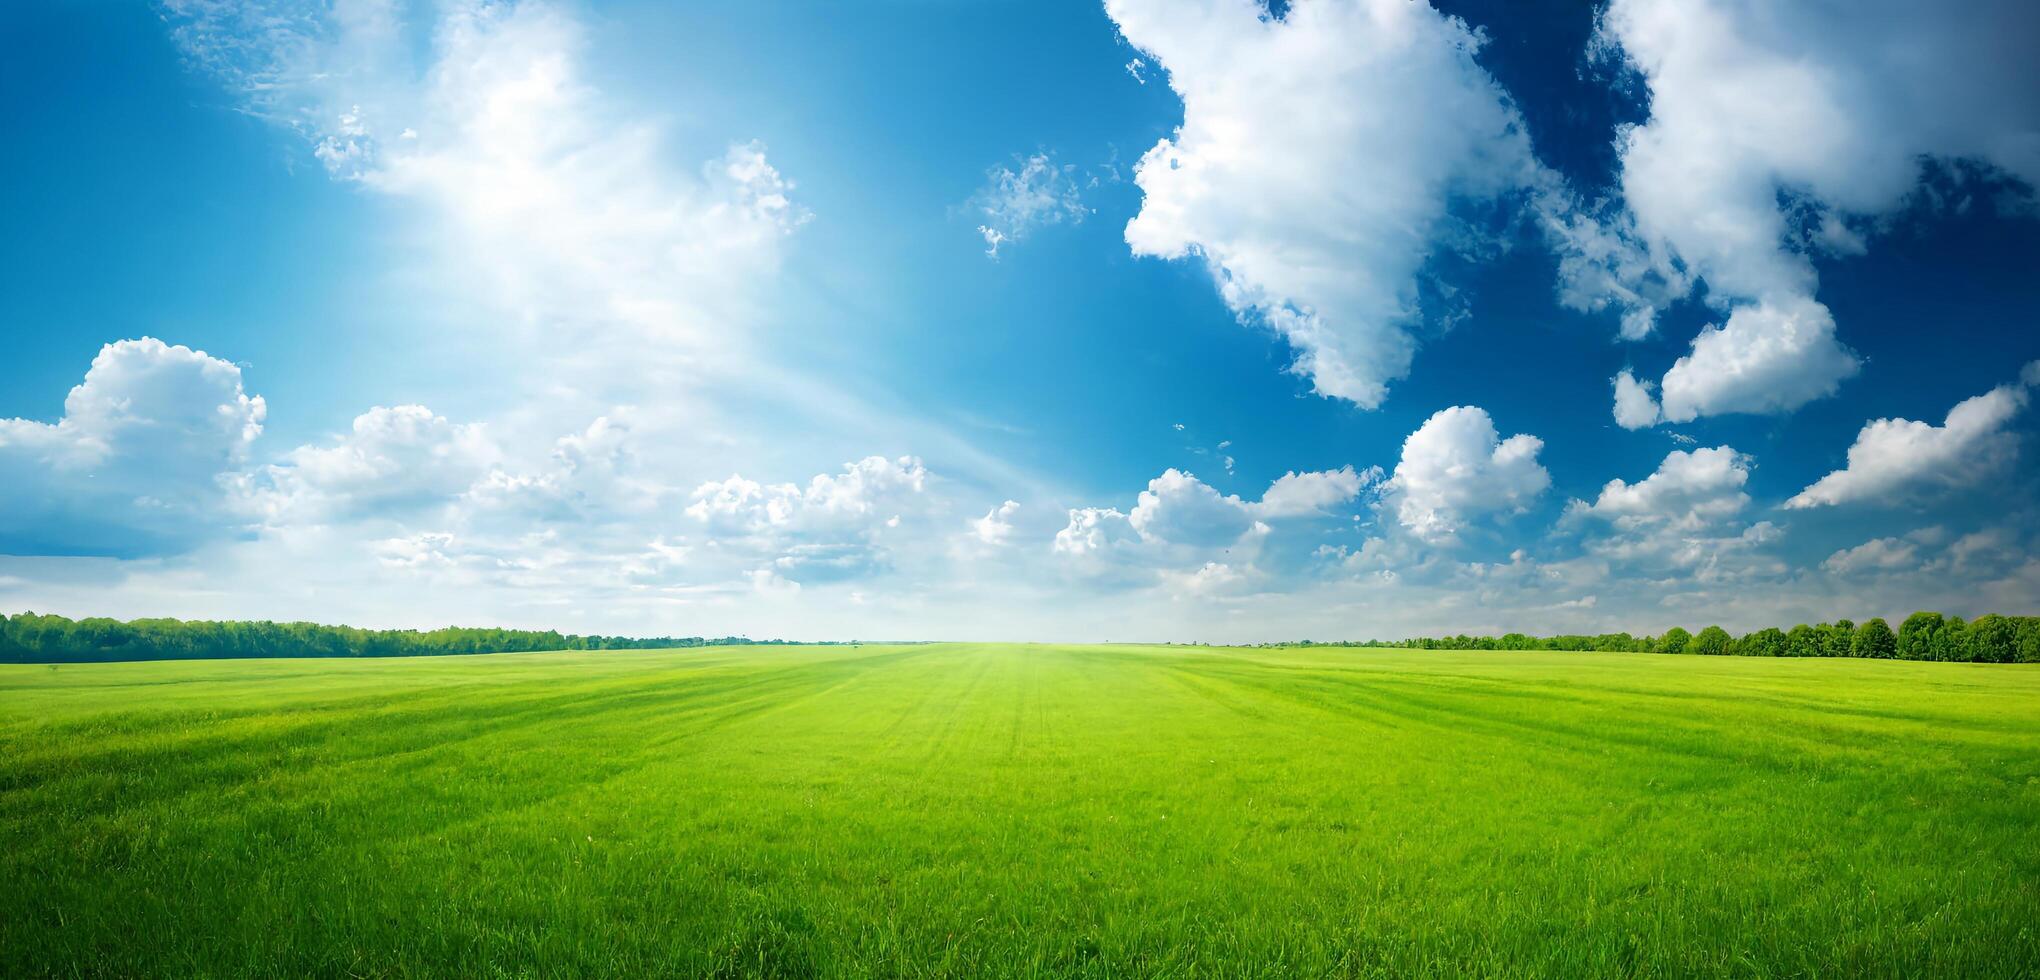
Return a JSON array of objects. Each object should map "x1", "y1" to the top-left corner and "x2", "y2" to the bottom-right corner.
[{"x1": 3, "y1": 644, "x2": 2036, "y2": 977}]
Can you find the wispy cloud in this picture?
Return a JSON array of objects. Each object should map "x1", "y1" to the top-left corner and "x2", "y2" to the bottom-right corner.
[{"x1": 968, "y1": 152, "x2": 1088, "y2": 259}]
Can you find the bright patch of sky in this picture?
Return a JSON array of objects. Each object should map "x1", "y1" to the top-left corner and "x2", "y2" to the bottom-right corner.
[{"x1": 1, "y1": 0, "x2": 2037, "y2": 640}]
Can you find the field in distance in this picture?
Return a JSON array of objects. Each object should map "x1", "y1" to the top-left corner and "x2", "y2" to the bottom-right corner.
[{"x1": 3, "y1": 643, "x2": 2036, "y2": 977}]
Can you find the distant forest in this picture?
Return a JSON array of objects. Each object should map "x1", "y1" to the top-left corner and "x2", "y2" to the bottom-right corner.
[
  {"x1": 11, "y1": 611, "x2": 2039, "y2": 665},
  {"x1": 1277, "y1": 613, "x2": 2040, "y2": 663},
  {"x1": 0, "y1": 613, "x2": 836, "y2": 664}
]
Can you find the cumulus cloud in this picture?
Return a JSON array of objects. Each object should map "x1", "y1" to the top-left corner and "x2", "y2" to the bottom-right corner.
[
  {"x1": 248, "y1": 405, "x2": 497, "y2": 522},
  {"x1": 1058, "y1": 464, "x2": 1374, "y2": 564},
  {"x1": 1052, "y1": 507, "x2": 1138, "y2": 557},
  {"x1": 1822, "y1": 531, "x2": 1932, "y2": 577},
  {"x1": 1106, "y1": 0, "x2": 1542, "y2": 407},
  {"x1": 1611, "y1": 370, "x2": 1660, "y2": 430},
  {"x1": 1655, "y1": 297, "x2": 1860, "y2": 423},
  {"x1": 1786, "y1": 368, "x2": 2035, "y2": 509},
  {"x1": 800, "y1": 456, "x2": 930, "y2": 521},
  {"x1": 1598, "y1": 0, "x2": 2040, "y2": 298},
  {"x1": 1939, "y1": 528, "x2": 2026, "y2": 580},
  {"x1": 1823, "y1": 526, "x2": 2024, "y2": 582},
  {"x1": 1381, "y1": 407, "x2": 1549, "y2": 543},
  {"x1": 1569, "y1": 447, "x2": 1750, "y2": 529},
  {"x1": 231, "y1": 395, "x2": 937, "y2": 598},
  {"x1": 970, "y1": 152, "x2": 1088, "y2": 258},
  {"x1": 342, "y1": 451, "x2": 935, "y2": 601},
  {"x1": 1128, "y1": 469, "x2": 1256, "y2": 547},
  {"x1": 1255, "y1": 465, "x2": 1377, "y2": 518},
  {"x1": 0, "y1": 338, "x2": 265, "y2": 556},
  {"x1": 969, "y1": 500, "x2": 1020, "y2": 546},
  {"x1": 1580, "y1": 0, "x2": 2039, "y2": 423},
  {"x1": 464, "y1": 412, "x2": 666, "y2": 526},
  {"x1": 684, "y1": 456, "x2": 930, "y2": 583},
  {"x1": 1055, "y1": 465, "x2": 1388, "y2": 588},
  {"x1": 1563, "y1": 446, "x2": 1782, "y2": 583}
]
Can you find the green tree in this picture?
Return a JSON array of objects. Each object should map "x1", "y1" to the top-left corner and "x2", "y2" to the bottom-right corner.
[
  {"x1": 1741, "y1": 627, "x2": 1788, "y2": 657},
  {"x1": 1898, "y1": 611, "x2": 1945, "y2": 661},
  {"x1": 1656, "y1": 627, "x2": 1692, "y2": 654},
  {"x1": 1854, "y1": 618, "x2": 1897, "y2": 659},
  {"x1": 1967, "y1": 614, "x2": 2019, "y2": 664},
  {"x1": 1692, "y1": 626, "x2": 1731, "y2": 656},
  {"x1": 0, "y1": 612, "x2": 727, "y2": 663},
  {"x1": 1820, "y1": 620, "x2": 1856, "y2": 658},
  {"x1": 1784, "y1": 624, "x2": 1820, "y2": 658},
  {"x1": 1936, "y1": 616, "x2": 1972, "y2": 662},
  {"x1": 2017, "y1": 618, "x2": 2040, "y2": 664}
]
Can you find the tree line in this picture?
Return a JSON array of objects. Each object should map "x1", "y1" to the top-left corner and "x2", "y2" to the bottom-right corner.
[
  {"x1": 1274, "y1": 612, "x2": 2040, "y2": 663},
  {"x1": 0, "y1": 613, "x2": 834, "y2": 664}
]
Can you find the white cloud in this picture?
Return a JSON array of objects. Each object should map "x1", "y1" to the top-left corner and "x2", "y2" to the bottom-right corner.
[
  {"x1": 1107, "y1": 0, "x2": 1542, "y2": 408},
  {"x1": 1128, "y1": 468, "x2": 1255, "y2": 547},
  {"x1": 242, "y1": 406, "x2": 668, "y2": 566},
  {"x1": 683, "y1": 456, "x2": 930, "y2": 584},
  {"x1": 239, "y1": 406, "x2": 936, "y2": 597},
  {"x1": 1563, "y1": 446, "x2": 1782, "y2": 584},
  {"x1": 1255, "y1": 465, "x2": 1377, "y2": 519},
  {"x1": 250, "y1": 405, "x2": 498, "y2": 522},
  {"x1": 970, "y1": 152, "x2": 1087, "y2": 258},
  {"x1": 801, "y1": 455, "x2": 929, "y2": 521},
  {"x1": 1941, "y1": 528, "x2": 2024, "y2": 579},
  {"x1": 1611, "y1": 370, "x2": 1660, "y2": 430},
  {"x1": 1822, "y1": 533, "x2": 1926, "y2": 577},
  {"x1": 1570, "y1": 447, "x2": 1751, "y2": 529},
  {"x1": 977, "y1": 226, "x2": 1007, "y2": 257},
  {"x1": 1542, "y1": 202, "x2": 1689, "y2": 341},
  {"x1": 0, "y1": 338, "x2": 265, "y2": 556},
  {"x1": 685, "y1": 475, "x2": 801, "y2": 536},
  {"x1": 374, "y1": 531, "x2": 462, "y2": 570},
  {"x1": 970, "y1": 500, "x2": 1020, "y2": 546},
  {"x1": 748, "y1": 567, "x2": 802, "y2": 596},
  {"x1": 1061, "y1": 465, "x2": 1377, "y2": 556},
  {"x1": 1786, "y1": 370, "x2": 2034, "y2": 509},
  {"x1": 1052, "y1": 466, "x2": 1383, "y2": 587},
  {"x1": 1823, "y1": 526, "x2": 2024, "y2": 582},
  {"x1": 1381, "y1": 407, "x2": 1549, "y2": 543},
  {"x1": 1599, "y1": 0, "x2": 2040, "y2": 298},
  {"x1": 1158, "y1": 560, "x2": 1250, "y2": 597},
  {"x1": 463, "y1": 412, "x2": 665, "y2": 526},
  {"x1": 1580, "y1": 0, "x2": 2039, "y2": 423},
  {"x1": 164, "y1": 0, "x2": 805, "y2": 363},
  {"x1": 1656, "y1": 297, "x2": 1860, "y2": 423},
  {"x1": 1052, "y1": 507, "x2": 1138, "y2": 557}
]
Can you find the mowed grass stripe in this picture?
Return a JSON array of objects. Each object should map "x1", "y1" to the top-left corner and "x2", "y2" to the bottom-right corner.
[
  {"x1": 2, "y1": 644, "x2": 2036, "y2": 977},
  {"x1": 0, "y1": 648, "x2": 928, "y2": 819}
]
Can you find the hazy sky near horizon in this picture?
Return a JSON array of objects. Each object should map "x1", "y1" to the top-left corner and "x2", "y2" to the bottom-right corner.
[{"x1": 2, "y1": 0, "x2": 2038, "y2": 641}]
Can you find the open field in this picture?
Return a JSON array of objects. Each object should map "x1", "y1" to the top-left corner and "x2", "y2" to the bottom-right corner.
[{"x1": 3, "y1": 644, "x2": 2037, "y2": 977}]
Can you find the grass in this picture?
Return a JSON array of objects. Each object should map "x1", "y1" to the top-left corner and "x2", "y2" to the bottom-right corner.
[{"x1": 2, "y1": 643, "x2": 2036, "y2": 977}]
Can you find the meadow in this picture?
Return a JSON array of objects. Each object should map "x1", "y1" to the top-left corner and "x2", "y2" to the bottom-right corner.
[{"x1": 2, "y1": 643, "x2": 2036, "y2": 977}]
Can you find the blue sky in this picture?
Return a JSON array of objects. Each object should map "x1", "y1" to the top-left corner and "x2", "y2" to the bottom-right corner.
[{"x1": 2, "y1": 0, "x2": 2036, "y2": 641}]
